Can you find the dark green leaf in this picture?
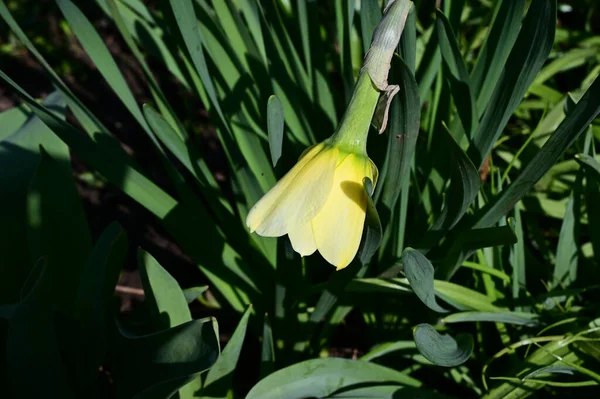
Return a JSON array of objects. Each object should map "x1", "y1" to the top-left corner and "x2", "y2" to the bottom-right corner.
[
  {"x1": 471, "y1": 0, "x2": 526, "y2": 115},
  {"x1": 267, "y1": 95, "x2": 284, "y2": 167},
  {"x1": 469, "y1": 0, "x2": 556, "y2": 167},
  {"x1": 376, "y1": 54, "x2": 420, "y2": 257},
  {"x1": 360, "y1": 0, "x2": 381, "y2": 52},
  {"x1": 413, "y1": 323, "x2": 473, "y2": 367},
  {"x1": 114, "y1": 317, "x2": 220, "y2": 399},
  {"x1": 260, "y1": 314, "x2": 275, "y2": 379},
  {"x1": 0, "y1": 91, "x2": 67, "y2": 303},
  {"x1": 473, "y1": 76, "x2": 600, "y2": 228},
  {"x1": 399, "y1": 6, "x2": 416, "y2": 72},
  {"x1": 27, "y1": 147, "x2": 92, "y2": 314},
  {"x1": 74, "y1": 222, "x2": 127, "y2": 383},
  {"x1": 7, "y1": 305, "x2": 74, "y2": 398},
  {"x1": 431, "y1": 125, "x2": 481, "y2": 232},
  {"x1": 436, "y1": 9, "x2": 478, "y2": 138},
  {"x1": 201, "y1": 306, "x2": 251, "y2": 397},
  {"x1": 402, "y1": 249, "x2": 448, "y2": 313}
]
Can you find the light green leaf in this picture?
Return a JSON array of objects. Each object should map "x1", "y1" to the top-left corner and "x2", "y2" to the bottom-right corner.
[
  {"x1": 442, "y1": 311, "x2": 539, "y2": 326},
  {"x1": 246, "y1": 358, "x2": 421, "y2": 399}
]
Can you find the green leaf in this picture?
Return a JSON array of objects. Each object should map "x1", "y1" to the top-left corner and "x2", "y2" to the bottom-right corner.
[
  {"x1": 56, "y1": 0, "x2": 151, "y2": 135},
  {"x1": 0, "y1": 104, "x2": 29, "y2": 140},
  {"x1": 432, "y1": 125, "x2": 481, "y2": 231},
  {"x1": 471, "y1": 0, "x2": 525, "y2": 115},
  {"x1": 469, "y1": 0, "x2": 556, "y2": 167},
  {"x1": 7, "y1": 305, "x2": 74, "y2": 398},
  {"x1": 576, "y1": 154, "x2": 600, "y2": 179},
  {"x1": 359, "y1": 177, "x2": 382, "y2": 265},
  {"x1": 267, "y1": 95, "x2": 284, "y2": 167},
  {"x1": 413, "y1": 323, "x2": 474, "y2": 367},
  {"x1": 114, "y1": 317, "x2": 220, "y2": 399},
  {"x1": 360, "y1": 340, "x2": 417, "y2": 361},
  {"x1": 399, "y1": 6, "x2": 416, "y2": 72},
  {"x1": 0, "y1": 91, "x2": 68, "y2": 303},
  {"x1": 27, "y1": 146, "x2": 92, "y2": 314},
  {"x1": 183, "y1": 286, "x2": 209, "y2": 304},
  {"x1": 442, "y1": 311, "x2": 539, "y2": 326},
  {"x1": 0, "y1": 70, "x2": 178, "y2": 219},
  {"x1": 522, "y1": 365, "x2": 578, "y2": 380},
  {"x1": 473, "y1": 75, "x2": 600, "y2": 228},
  {"x1": 74, "y1": 222, "x2": 127, "y2": 383},
  {"x1": 402, "y1": 249, "x2": 448, "y2": 313},
  {"x1": 168, "y1": 0, "x2": 228, "y2": 132},
  {"x1": 139, "y1": 250, "x2": 191, "y2": 329},
  {"x1": 436, "y1": 9, "x2": 478, "y2": 138},
  {"x1": 260, "y1": 314, "x2": 275, "y2": 379},
  {"x1": 0, "y1": 0, "x2": 107, "y2": 136},
  {"x1": 510, "y1": 204, "x2": 527, "y2": 311},
  {"x1": 360, "y1": 0, "x2": 381, "y2": 52},
  {"x1": 376, "y1": 54, "x2": 420, "y2": 255},
  {"x1": 553, "y1": 197, "x2": 578, "y2": 288},
  {"x1": 246, "y1": 358, "x2": 421, "y2": 399},
  {"x1": 201, "y1": 306, "x2": 251, "y2": 397},
  {"x1": 433, "y1": 280, "x2": 500, "y2": 312}
]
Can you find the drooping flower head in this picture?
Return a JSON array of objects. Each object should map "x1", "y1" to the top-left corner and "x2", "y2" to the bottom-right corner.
[{"x1": 247, "y1": 0, "x2": 412, "y2": 270}]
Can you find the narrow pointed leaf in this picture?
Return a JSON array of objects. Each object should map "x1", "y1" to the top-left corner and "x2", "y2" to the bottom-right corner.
[
  {"x1": 436, "y1": 10, "x2": 478, "y2": 138},
  {"x1": 469, "y1": 0, "x2": 556, "y2": 167},
  {"x1": 202, "y1": 306, "x2": 252, "y2": 397},
  {"x1": 473, "y1": 76, "x2": 600, "y2": 228},
  {"x1": 267, "y1": 95, "x2": 284, "y2": 167},
  {"x1": 471, "y1": 0, "x2": 525, "y2": 114},
  {"x1": 442, "y1": 311, "x2": 539, "y2": 326}
]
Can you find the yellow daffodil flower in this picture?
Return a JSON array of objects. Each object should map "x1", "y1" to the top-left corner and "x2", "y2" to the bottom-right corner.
[{"x1": 246, "y1": 0, "x2": 412, "y2": 270}]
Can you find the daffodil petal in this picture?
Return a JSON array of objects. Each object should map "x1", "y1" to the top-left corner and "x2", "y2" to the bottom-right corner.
[
  {"x1": 312, "y1": 154, "x2": 371, "y2": 269},
  {"x1": 288, "y1": 221, "x2": 317, "y2": 256},
  {"x1": 246, "y1": 144, "x2": 338, "y2": 237}
]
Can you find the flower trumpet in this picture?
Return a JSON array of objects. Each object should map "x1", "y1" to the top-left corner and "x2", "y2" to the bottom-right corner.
[{"x1": 247, "y1": 0, "x2": 412, "y2": 269}]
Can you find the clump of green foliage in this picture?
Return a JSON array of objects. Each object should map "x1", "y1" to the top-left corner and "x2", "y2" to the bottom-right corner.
[{"x1": 1, "y1": 0, "x2": 599, "y2": 398}]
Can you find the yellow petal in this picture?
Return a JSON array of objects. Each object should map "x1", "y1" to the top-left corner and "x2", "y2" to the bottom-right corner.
[
  {"x1": 312, "y1": 154, "x2": 372, "y2": 269},
  {"x1": 246, "y1": 144, "x2": 338, "y2": 237},
  {"x1": 288, "y1": 221, "x2": 317, "y2": 256}
]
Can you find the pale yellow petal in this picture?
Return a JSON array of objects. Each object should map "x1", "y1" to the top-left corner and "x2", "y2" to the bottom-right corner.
[
  {"x1": 246, "y1": 144, "x2": 338, "y2": 237},
  {"x1": 312, "y1": 154, "x2": 370, "y2": 269},
  {"x1": 288, "y1": 221, "x2": 317, "y2": 256}
]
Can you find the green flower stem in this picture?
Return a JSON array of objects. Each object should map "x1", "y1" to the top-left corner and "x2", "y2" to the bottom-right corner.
[
  {"x1": 329, "y1": 0, "x2": 412, "y2": 153},
  {"x1": 330, "y1": 72, "x2": 380, "y2": 153}
]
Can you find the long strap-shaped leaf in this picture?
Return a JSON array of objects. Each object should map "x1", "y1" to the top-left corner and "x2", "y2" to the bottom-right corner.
[
  {"x1": 470, "y1": 0, "x2": 525, "y2": 116},
  {"x1": 474, "y1": 75, "x2": 600, "y2": 229},
  {"x1": 0, "y1": 0, "x2": 107, "y2": 137},
  {"x1": 469, "y1": 0, "x2": 556, "y2": 168}
]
